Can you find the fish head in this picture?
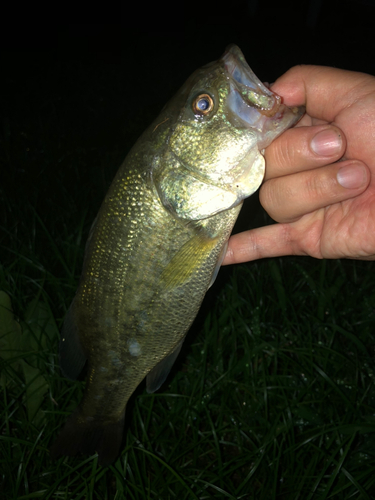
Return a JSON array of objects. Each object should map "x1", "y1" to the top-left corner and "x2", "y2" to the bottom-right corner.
[{"x1": 152, "y1": 44, "x2": 304, "y2": 221}]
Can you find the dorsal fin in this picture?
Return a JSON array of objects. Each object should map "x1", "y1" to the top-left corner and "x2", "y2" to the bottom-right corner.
[{"x1": 59, "y1": 304, "x2": 87, "y2": 380}]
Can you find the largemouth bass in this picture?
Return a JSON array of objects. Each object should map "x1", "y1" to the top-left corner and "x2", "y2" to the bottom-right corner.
[{"x1": 51, "y1": 45, "x2": 304, "y2": 465}]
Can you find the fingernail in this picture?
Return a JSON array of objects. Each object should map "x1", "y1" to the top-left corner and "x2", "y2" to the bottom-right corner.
[
  {"x1": 337, "y1": 164, "x2": 367, "y2": 189},
  {"x1": 311, "y1": 129, "x2": 342, "y2": 156}
]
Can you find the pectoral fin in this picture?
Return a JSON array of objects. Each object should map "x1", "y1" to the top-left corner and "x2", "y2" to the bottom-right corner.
[
  {"x1": 59, "y1": 304, "x2": 87, "y2": 380},
  {"x1": 146, "y1": 340, "x2": 184, "y2": 393},
  {"x1": 161, "y1": 233, "x2": 219, "y2": 289}
]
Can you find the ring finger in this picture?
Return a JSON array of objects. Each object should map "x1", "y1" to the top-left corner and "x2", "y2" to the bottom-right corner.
[{"x1": 260, "y1": 159, "x2": 370, "y2": 223}]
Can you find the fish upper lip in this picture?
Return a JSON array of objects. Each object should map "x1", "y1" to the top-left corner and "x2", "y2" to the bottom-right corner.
[
  {"x1": 221, "y1": 44, "x2": 305, "y2": 144},
  {"x1": 222, "y1": 44, "x2": 280, "y2": 117}
]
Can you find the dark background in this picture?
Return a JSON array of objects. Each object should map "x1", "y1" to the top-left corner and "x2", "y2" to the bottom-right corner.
[{"x1": 1, "y1": 0, "x2": 375, "y2": 245}]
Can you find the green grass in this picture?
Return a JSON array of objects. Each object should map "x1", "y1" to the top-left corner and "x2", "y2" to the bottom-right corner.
[{"x1": 1, "y1": 205, "x2": 375, "y2": 498}]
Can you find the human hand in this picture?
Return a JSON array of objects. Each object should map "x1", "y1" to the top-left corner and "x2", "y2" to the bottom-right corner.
[{"x1": 223, "y1": 65, "x2": 375, "y2": 264}]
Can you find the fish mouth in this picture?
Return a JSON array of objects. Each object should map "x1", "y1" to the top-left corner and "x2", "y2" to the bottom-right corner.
[{"x1": 222, "y1": 44, "x2": 304, "y2": 148}]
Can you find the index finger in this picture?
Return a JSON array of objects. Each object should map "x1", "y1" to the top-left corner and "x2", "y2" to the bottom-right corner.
[{"x1": 271, "y1": 65, "x2": 375, "y2": 122}]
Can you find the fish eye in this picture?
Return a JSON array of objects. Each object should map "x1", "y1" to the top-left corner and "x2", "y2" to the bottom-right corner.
[{"x1": 192, "y1": 93, "x2": 214, "y2": 116}]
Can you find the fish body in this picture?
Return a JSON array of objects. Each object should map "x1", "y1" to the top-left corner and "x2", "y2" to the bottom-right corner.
[{"x1": 51, "y1": 45, "x2": 304, "y2": 465}]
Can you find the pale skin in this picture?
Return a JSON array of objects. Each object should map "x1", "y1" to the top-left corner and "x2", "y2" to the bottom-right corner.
[{"x1": 223, "y1": 65, "x2": 375, "y2": 265}]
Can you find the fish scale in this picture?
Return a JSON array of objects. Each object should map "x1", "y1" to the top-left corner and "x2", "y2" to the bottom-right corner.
[{"x1": 50, "y1": 44, "x2": 304, "y2": 465}]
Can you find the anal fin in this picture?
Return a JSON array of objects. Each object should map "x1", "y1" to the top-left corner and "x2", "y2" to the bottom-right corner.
[{"x1": 146, "y1": 340, "x2": 184, "y2": 393}]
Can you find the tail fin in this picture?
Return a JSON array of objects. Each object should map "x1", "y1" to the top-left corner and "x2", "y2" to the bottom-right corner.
[{"x1": 50, "y1": 409, "x2": 125, "y2": 466}]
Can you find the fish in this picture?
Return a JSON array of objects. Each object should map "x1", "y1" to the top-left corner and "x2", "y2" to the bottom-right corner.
[{"x1": 50, "y1": 44, "x2": 304, "y2": 465}]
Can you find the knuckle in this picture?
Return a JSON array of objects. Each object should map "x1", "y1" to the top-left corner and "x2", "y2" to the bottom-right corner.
[
  {"x1": 306, "y1": 170, "x2": 335, "y2": 200},
  {"x1": 266, "y1": 130, "x2": 297, "y2": 169}
]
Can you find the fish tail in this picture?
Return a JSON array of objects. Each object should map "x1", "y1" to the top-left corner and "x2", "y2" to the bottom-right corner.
[{"x1": 50, "y1": 408, "x2": 125, "y2": 466}]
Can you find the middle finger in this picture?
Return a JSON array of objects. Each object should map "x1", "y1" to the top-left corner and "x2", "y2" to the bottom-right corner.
[{"x1": 264, "y1": 124, "x2": 346, "y2": 180}]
